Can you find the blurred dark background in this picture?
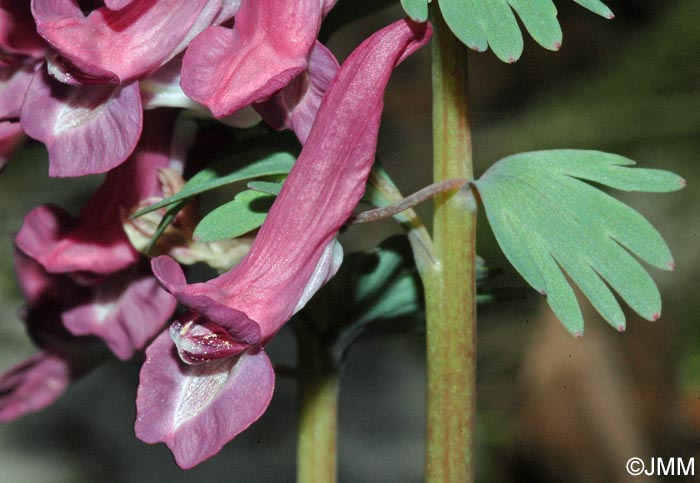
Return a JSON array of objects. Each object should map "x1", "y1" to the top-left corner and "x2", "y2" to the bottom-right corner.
[{"x1": 1, "y1": 1, "x2": 698, "y2": 481}]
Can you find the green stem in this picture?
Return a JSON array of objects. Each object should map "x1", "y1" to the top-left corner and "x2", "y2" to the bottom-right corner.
[
  {"x1": 296, "y1": 323, "x2": 338, "y2": 483},
  {"x1": 424, "y1": 7, "x2": 477, "y2": 483}
]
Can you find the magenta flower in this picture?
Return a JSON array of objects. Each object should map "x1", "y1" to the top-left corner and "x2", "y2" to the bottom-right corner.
[
  {"x1": 0, "y1": 113, "x2": 180, "y2": 418},
  {"x1": 20, "y1": 0, "x2": 240, "y2": 177},
  {"x1": 135, "y1": 19, "x2": 431, "y2": 469},
  {"x1": 16, "y1": 110, "x2": 175, "y2": 275},
  {"x1": 20, "y1": 68, "x2": 143, "y2": 177},
  {"x1": 181, "y1": 0, "x2": 326, "y2": 117},
  {"x1": 0, "y1": 249, "x2": 172, "y2": 421},
  {"x1": 12, "y1": 110, "x2": 179, "y2": 359},
  {"x1": 31, "y1": 0, "x2": 240, "y2": 84}
]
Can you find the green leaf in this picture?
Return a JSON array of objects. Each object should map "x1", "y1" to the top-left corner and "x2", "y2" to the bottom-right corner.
[
  {"x1": 300, "y1": 235, "x2": 424, "y2": 362},
  {"x1": 247, "y1": 180, "x2": 283, "y2": 196},
  {"x1": 401, "y1": 0, "x2": 429, "y2": 22},
  {"x1": 193, "y1": 190, "x2": 276, "y2": 242},
  {"x1": 132, "y1": 150, "x2": 294, "y2": 218},
  {"x1": 438, "y1": 0, "x2": 613, "y2": 62},
  {"x1": 298, "y1": 235, "x2": 497, "y2": 362},
  {"x1": 473, "y1": 150, "x2": 684, "y2": 335},
  {"x1": 145, "y1": 199, "x2": 188, "y2": 254}
]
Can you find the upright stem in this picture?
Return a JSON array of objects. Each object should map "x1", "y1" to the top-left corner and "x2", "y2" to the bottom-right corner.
[
  {"x1": 296, "y1": 323, "x2": 338, "y2": 483},
  {"x1": 424, "y1": 7, "x2": 477, "y2": 483}
]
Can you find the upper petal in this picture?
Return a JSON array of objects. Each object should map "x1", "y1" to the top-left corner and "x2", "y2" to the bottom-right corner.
[
  {"x1": 32, "y1": 0, "x2": 234, "y2": 83},
  {"x1": 254, "y1": 41, "x2": 339, "y2": 145},
  {"x1": 181, "y1": 0, "x2": 322, "y2": 117},
  {"x1": 135, "y1": 332, "x2": 274, "y2": 469},
  {"x1": 20, "y1": 67, "x2": 142, "y2": 177}
]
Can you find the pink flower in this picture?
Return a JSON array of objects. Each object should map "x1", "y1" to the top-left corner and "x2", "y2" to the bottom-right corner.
[
  {"x1": 31, "y1": 0, "x2": 240, "y2": 84},
  {"x1": 0, "y1": 111, "x2": 181, "y2": 420},
  {"x1": 20, "y1": 0, "x2": 240, "y2": 177},
  {"x1": 135, "y1": 19, "x2": 431, "y2": 469},
  {"x1": 181, "y1": 0, "x2": 326, "y2": 118},
  {"x1": 12, "y1": 111, "x2": 179, "y2": 358},
  {"x1": 0, "y1": 249, "x2": 173, "y2": 421},
  {"x1": 16, "y1": 110, "x2": 174, "y2": 275},
  {"x1": 20, "y1": 68, "x2": 143, "y2": 177}
]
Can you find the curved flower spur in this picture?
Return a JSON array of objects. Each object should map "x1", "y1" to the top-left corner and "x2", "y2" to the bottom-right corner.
[{"x1": 135, "y1": 19, "x2": 432, "y2": 469}]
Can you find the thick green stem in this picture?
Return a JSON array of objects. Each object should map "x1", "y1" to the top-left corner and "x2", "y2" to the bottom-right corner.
[
  {"x1": 296, "y1": 324, "x2": 338, "y2": 483},
  {"x1": 424, "y1": 7, "x2": 477, "y2": 483}
]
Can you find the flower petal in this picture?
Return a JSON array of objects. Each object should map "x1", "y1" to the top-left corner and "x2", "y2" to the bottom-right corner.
[
  {"x1": 135, "y1": 332, "x2": 274, "y2": 469},
  {"x1": 31, "y1": 0, "x2": 235, "y2": 83},
  {"x1": 0, "y1": 0, "x2": 45, "y2": 59},
  {"x1": 151, "y1": 256, "x2": 262, "y2": 345},
  {"x1": 0, "y1": 121, "x2": 24, "y2": 169},
  {"x1": 1, "y1": 65, "x2": 36, "y2": 120},
  {"x1": 255, "y1": 41, "x2": 339, "y2": 144},
  {"x1": 62, "y1": 264, "x2": 177, "y2": 360},
  {"x1": 181, "y1": 0, "x2": 322, "y2": 117},
  {"x1": 16, "y1": 110, "x2": 174, "y2": 274},
  {"x1": 20, "y1": 67, "x2": 142, "y2": 177},
  {"x1": 0, "y1": 352, "x2": 71, "y2": 422}
]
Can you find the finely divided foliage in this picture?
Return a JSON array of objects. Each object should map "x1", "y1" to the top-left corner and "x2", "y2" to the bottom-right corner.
[
  {"x1": 402, "y1": 0, "x2": 613, "y2": 62},
  {"x1": 473, "y1": 150, "x2": 684, "y2": 335}
]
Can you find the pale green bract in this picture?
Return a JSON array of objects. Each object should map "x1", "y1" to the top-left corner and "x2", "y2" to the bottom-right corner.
[
  {"x1": 430, "y1": 0, "x2": 613, "y2": 62},
  {"x1": 473, "y1": 150, "x2": 685, "y2": 335}
]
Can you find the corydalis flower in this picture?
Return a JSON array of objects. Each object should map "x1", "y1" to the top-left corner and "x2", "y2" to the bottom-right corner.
[
  {"x1": 181, "y1": 0, "x2": 330, "y2": 118},
  {"x1": 13, "y1": 111, "x2": 179, "y2": 358},
  {"x1": 16, "y1": 111, "x2": 176, "y2": 276},
  {"x1": 31, "y1": 0, "x2": 241, "y2": 84},
  {"x1": 21, "y1": 0, "x2": 241, "y2": 177},
  {"x1": 136, "y1": 19, "x2": 431, "y2": 469}
]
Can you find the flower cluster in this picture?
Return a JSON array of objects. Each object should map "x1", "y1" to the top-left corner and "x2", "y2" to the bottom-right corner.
[{"x1": 0, "y1": 0, "x2": 430, "y2": 468}]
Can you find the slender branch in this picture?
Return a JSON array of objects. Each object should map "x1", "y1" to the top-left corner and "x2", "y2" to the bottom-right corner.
[
  {"x1": 296, "y1": 323, "x2": 339, "y2": 483},
  {"x1": 367, "y1": 165, "x2": 438, "y2": 273},
  {"x1": 424, "y1": 6, "x2": 478, "y2": 483},
  {"x1": 350, "y1": 178, "x2": 466, "y2": 224}
]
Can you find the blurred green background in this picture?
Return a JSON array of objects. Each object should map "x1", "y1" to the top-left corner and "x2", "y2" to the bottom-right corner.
[{"x1": 1, "y1": 1, "x2": 698, "y2": 481}]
